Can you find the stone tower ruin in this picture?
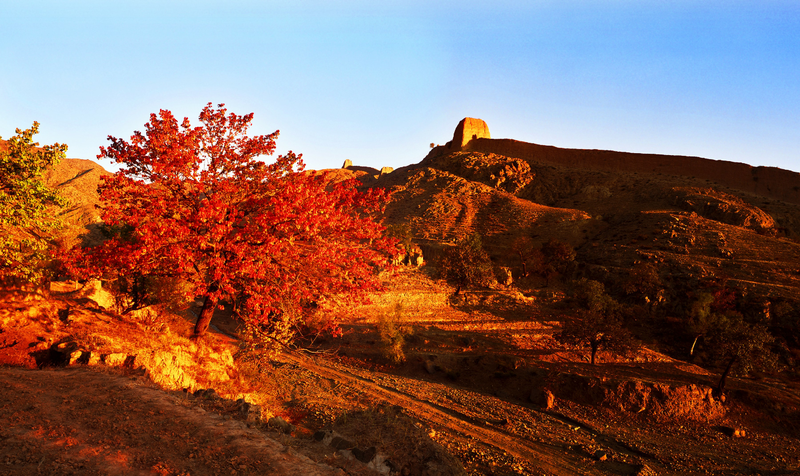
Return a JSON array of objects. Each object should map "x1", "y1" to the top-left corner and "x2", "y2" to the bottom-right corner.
[{"x1": 452, "y1": 117, "x2": 490, "y2": 149}]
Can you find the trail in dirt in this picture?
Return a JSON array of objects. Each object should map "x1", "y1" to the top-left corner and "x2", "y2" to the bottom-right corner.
[{"x1": 280, "y1": 352, "x2": 606, "y2": 476}]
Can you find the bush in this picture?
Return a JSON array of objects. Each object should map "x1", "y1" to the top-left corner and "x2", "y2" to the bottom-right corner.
[
  {"x1": 377, "y1": 302, "x2": 412, "y2": 363},
  {"x1": 438, "y1": 233, "x2": 494, "y2": 293},
  {"x1": 530, "y1": 238, "x2": 576, "y2": 286}
]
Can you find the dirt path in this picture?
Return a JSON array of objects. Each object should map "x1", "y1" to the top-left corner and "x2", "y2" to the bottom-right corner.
[
  {"x1": 279, "y1": 352, "x2": 609, "y2": 475},
  {"x1": 0, "y1": 366, "x2": 342, "y2": 476},
  {"x1": 280, "y1": 348, "x2": 800, "y2": 476}
]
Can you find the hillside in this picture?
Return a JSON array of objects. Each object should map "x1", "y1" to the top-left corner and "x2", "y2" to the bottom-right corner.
[
  {"x1": 329, "y1": 119, "x2": 800, "y2": 310},
  {"x1": 44, "y1": 158, "x2": 110, "y2": 247}
]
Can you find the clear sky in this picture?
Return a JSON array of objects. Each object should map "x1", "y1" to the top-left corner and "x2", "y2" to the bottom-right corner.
[{"x1": 2, "y1": 1, "x2": 799, "y2": 173}]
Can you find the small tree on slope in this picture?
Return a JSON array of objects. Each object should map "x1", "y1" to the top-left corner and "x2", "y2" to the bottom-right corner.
[
  {"x1": 557, "y1": 279, "x2": 637, "y2": 365},
  {"x1": 557, "y1": 309, "x2": 637, "y2": 365},
  {"x1": 704, "y1": 315, "x2": 777, "y2": 394},
  {"x1": 69, "y1": 104, "x2": 396, "y2": 339},
  {"x1": 438, "y1": 233, "x2": 494, "y2": 294}
]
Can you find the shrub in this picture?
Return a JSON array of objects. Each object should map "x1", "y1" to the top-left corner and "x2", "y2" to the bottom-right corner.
[
  {"x1": 530, "y1": 238, "x2": 576, "y2": 286},
  {"x1": 438, "y1": 233, "x2": 494, "y2": 293},
  {"x1": 377, "y1": 302, "x2": 412, "y2": 363}
]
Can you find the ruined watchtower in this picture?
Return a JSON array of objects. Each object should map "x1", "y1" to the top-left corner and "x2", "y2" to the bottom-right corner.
[{"x1": 452, "y1": 117, "x2": 490, "y2": 149}]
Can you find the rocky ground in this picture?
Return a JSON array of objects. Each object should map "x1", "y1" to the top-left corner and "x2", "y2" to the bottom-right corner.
[
  {"x1": 0, "y1": 366, "x2": 353, "y2": 476},
  {"x1": 2, "y1": 270, "x2": 799, "y2": 475},
  {"x1": 269, "y1": 268, "x2": 800, "y2": 475}
]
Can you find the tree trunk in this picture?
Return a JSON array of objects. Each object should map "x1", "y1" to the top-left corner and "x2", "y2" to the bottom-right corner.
[
  {"x1": 689, "y1": 335, "x2": 701, "y2": 356},
  {"x1": 716, "y1": 356, "x2": 738, "y2": 394},
  {"x1": 590, "y1": 342, "x2": 599, "y2": 365},
  {"x1": 193, "y1": 294, "x2": 218, "y2": 338}
]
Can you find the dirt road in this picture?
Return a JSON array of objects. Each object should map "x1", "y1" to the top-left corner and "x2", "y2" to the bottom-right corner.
[{"x1": 278, "y1": 352, "x2": 664, "y2": 476}]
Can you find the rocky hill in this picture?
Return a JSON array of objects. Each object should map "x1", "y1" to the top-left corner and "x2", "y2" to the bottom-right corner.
[{"x1": 325, "y1": 119, "x2": 800, "y2": 311}]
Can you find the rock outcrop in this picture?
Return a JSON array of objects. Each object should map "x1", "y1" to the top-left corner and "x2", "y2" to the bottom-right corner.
[{"x1": 671, "y1": 187, "x2": 776, "y2": 233}]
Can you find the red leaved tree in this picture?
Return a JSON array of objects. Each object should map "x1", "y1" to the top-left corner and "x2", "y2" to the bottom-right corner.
[{"x1": 70, "y1": 103, "x2": 396, "y2": 340}]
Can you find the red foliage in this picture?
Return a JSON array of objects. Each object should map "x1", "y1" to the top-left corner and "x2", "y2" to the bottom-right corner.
[{"x1": 69, "y1": 103, "x2": 396, "y2": 338}]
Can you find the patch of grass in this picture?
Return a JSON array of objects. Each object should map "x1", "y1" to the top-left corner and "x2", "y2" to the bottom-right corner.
[{"x1": 377, "y1": 302, "x2": 413, "y2": 364}]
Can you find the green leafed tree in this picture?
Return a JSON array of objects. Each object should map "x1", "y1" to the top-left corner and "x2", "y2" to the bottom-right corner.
[
  {"x1": 439, "y1": 233, "x2": 494, "y2": 294},
  {"x1": 559, "y1": 279, "x2": 637, "y2": 365},
  {"x1": 687, "y1": 292, "x2": 718, "y2": 357},
  {"x1": 621, "y1": 261, "x2": 664, "y2": 309},
  {"x1": 704, "y1": 315, "x2": 778, "y2": 394},
  {"x1": 531, "y1": 238, "x2": 576, "y2": 286},
  {"x1": 510, "y1": 235, "x2": 535, "y2": 278},
  {"x1": 557, "y1": 308, "x2": 637, "y2": 365},
  {"x1": 0, "y1": 123, "x2": 67, "y2": 284}
]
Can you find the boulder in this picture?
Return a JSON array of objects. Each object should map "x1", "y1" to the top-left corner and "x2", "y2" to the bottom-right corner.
[
  {"x1": 544, "y1": 390, "x2": 555, "y2": 410},
  {"x1": 594, "y1": 450, "x2": 608, "y2": 461},
  {"x1": 74, "y1": 279, "x2": 115, "y2": 310},
  {"x1": 235, "y1": 398, "x2": 262, "y2": 422},
  {"x1": 352, "y1": 446, "x2": 377, "y2": 463},
  {"x1": 268, "y1": 416, "x2": 293, "y2": 434},
  {"x1": 718, "y1": 426, "x2": 746, "y2": 438},
  {"x1": 194, "y1": 388, "x2": 221, "y2": 400},
  {"x1": 424, "y1": 360, "x2": 437, "y2": 374},
  {"x1": 49, "y1": 341, "x2": 78, "y2": 366},
  {"x1": 103, "y1": 353, "x2": 128, "y2": 367},
  {"x1": 329, "y1": 436, "x2": 356, "y2": 451}
]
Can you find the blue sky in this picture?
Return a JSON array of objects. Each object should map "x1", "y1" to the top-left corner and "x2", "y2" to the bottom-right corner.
[{"x1": 2, "y1": 1, "x2": 799, "y2": 173}]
